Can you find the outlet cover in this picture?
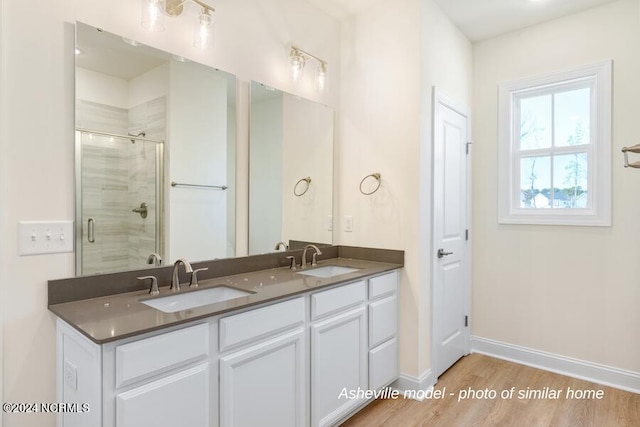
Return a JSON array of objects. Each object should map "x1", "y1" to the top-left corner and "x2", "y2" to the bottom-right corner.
[
  {"x1": 63, "y1": 359, "x2": 78, "y2": 391},
  {"x1": 345, "y1": 215, "x2": 353, "y2": 232}
]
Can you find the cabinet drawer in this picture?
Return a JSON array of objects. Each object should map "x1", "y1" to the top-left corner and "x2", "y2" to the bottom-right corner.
[
  {"x1": 115, "y1": 323, "x2": 209, "y2": 389},
  {"x1": 311, "y1": 281, "x2": 366, "y2": 321},
  {"x1": 116, "y1": 363, "x2": 209, "y2": 427},
  {"x1": 368, "y1": 271, "x2": 398, "y2": 300},
  {"x1": 219, "y1": 297, "x2": 305, "y2": 352},
  {"x1": 369, "y1": 295, "x2": 397, "y2": 348},
  {"x1": 369, "y1": 337, "x2": 398, "y2": 390}
]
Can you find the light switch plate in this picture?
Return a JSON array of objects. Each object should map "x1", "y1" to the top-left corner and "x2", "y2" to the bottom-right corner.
[{"x1": 18, "y1": 221, "x2": 74, "y2": 255}]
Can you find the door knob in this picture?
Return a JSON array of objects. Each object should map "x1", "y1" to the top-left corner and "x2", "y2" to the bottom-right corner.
[{"x1": 437, "y1": 248, "x2": 453, "y2": 258}]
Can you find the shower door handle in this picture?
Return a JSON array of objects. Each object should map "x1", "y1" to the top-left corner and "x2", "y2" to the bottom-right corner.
[{"x1": 88, "y1": 218, "x2": 96, "y2": 243}]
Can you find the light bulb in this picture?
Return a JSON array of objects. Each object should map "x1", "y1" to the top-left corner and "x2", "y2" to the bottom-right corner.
[
  {"x1": 290, "y1": 51, "x2": 305, "y2": 83},
  {"x1": 141, "y1": 0, "x2": 166, "y2": 32},
  {"x1": 316, "y1": 62, "x2": 327, "y2": 91},
  {"x1": 194, "y1": 11, "x2": 214, "y2": 50}
]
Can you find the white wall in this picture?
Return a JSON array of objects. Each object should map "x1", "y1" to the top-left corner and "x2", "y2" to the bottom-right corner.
[
  {"x1": 128, "y1": 63, "x2": 169, "y2": 108},
  {"x1": 337, "y1": 0, "x2": 472, "y2": 379},
  {"x1": 76, "y1": 67, "x2": 128, "y2": 108},
  {"x1": 281, "y1": 95, "x2": 334, "y2": 247},
  {"x1": 0, "y1": 1, "x2": 340, "y2": 425},
  {"x1": 249, "y1": 95, "x2": 283, "y2": 254},
  {"x1": 227, "y1": 105, "x2": 237, "y2": 257},
  {"x1": 168, "y1": 61, "x2": 229, "y2": 262},
  {"x1": 472, "y1": 0, "x2": 640, "y2": 373}
]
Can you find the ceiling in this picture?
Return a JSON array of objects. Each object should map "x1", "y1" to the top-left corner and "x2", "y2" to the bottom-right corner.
[
  {"x1": 309, "y1": 0, "x2": 619, "y2": 41},
  {"x1": 76, "y1": 23, "x2": 169, "y2": 80}
]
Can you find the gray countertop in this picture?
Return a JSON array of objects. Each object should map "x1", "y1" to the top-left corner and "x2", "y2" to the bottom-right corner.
[{"x1": 49, "y1": 258, "x2": 401, "y2": 344}]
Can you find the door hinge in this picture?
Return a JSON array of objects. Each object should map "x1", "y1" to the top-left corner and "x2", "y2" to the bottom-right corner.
[
  {"x1": 466, "y1": 141, "x2": 473, "y2": 155},
  {"x1": 465, "y1": 229, "x2": 469, "y2": 241},
  {"x1": 464, "y1": 315, "x2": 469, "y2": 327}
]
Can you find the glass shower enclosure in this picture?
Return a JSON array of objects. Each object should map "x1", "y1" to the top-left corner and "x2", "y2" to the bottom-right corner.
[{"x1": 75, "y1": 129, "x2": 164, "y2": 275}]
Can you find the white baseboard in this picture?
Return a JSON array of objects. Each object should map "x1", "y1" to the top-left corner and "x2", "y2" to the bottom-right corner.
[
  {"x1": 472, "y1": 336, "x2": 640, "y2": 394},
  {"x1": 392, "y1": 370, "x2": 436, "y2": 401}
]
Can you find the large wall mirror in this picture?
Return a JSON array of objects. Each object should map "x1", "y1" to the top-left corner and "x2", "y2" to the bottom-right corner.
[
  {"x1": 75, "y1": 22, "x2": 236, "y2": 275},
  {"x1": 249, "y1": 82, "x2": 334, "y2": 255}
]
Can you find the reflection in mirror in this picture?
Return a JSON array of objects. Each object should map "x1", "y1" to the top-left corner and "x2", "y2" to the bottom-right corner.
[
  {"x1": 75, "y1": 22, "x2": 236, "y2": 275},
  {"x1": 249, "y1": 82, "x2": 334, "y2": 255}
]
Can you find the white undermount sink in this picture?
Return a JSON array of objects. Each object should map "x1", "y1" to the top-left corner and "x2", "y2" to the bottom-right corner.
[
  {"x1": 140, "y1": 286, "x2": 253, "y2": 313},
  {"x1": 296, "y1": 265, "x2": 360, "y2": 278}
]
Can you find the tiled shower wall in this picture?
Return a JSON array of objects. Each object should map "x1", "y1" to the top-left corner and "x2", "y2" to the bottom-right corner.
[
  {"x1": 76, "y1": 97, "x2": 165, "y2": 274},
  {"x1": 127, "y1": 98, "x2": 165, "y2": 270}
]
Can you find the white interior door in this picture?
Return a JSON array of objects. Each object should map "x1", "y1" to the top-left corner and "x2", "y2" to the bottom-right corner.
[{"x1": 432, "y1": 90, "x2": 471, "y2": 379}]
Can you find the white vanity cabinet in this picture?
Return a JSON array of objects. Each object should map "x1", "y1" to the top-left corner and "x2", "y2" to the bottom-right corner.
[
  {"x1": 106, "y1": 323, "x2": 214, "y2": 427},
  {"x1": 56, "y1": 268, "x2": 400, "y2": 427},
  {"x1": 367, "y1": 272, "x2": 399, "y2": 390},
  {"x1": 57, "y1": 320, "x2": 216, "y2": 427},
  {"x1": 218, "y1": 297, "x2": 306, "y2": 427},
  {"x1": 310, "y1": 281, "x2": 368, "y2": 427}
]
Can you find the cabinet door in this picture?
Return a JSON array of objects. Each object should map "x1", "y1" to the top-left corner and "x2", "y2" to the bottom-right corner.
[
  {"x1": 220, "y1": 329, "x2": 306, "y2": 427},
  {"x1": 115, "y1": 363, "x2": 209, "y2": 427},
  {"x1": 311, "y1": 307, "x2": 367, "y2": 427}
]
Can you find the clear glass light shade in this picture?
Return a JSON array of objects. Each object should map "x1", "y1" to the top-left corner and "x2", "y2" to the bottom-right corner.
[
  {"x1": 290, "y1": 54, "x2": 305, "y2": 83},
  {"x1": 141, "y1": 0, "x2": 166, "y2": 32},
  {"x1": 316, "y1": 63, "x2": 327, "y2": 91},
  {"x1": 194, "y1": 12, "x2": 214, "y2": 50}
]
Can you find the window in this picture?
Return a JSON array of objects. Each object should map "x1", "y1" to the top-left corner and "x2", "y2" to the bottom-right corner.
[{"x1": 498, "y1": 61, "x2": 612, "y2": 226}]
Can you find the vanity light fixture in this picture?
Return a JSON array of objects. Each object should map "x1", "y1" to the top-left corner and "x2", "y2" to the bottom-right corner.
[
  {"x1": 141, "y1": 0, "x2": 166, "y2": 32},
  {"x1": 141, "y1": 0, "x2": 215, "y2": 50},
  {"x1": 289, "y1": 46, "x2": 328, "y2": 91},
  {"x1": 316, "y1": 61, "x2": 327, "y2": 91},
  {"x1": 290, "y1": 47, "x2": 305, "y2": 83}
]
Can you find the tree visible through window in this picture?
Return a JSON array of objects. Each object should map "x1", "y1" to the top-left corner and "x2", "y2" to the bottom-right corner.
[
  {"x1": 517, "y1": 87, "x2": 590, "y2": 210},
  {"x1": 498, "y1": 61, "x2": 611, "y2": 226}
]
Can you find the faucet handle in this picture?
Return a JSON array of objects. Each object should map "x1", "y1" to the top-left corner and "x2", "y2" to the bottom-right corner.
[
  {"x1": 285, "y1": 256, "x2": 297, "y2": 271},
  {"x1": 311, "y1": 252, "x2": 319, "y2": 266},
  {"x1": 190, "y1": 268, "x2": 209, "y2": 288},
  {"x1": 138, "y1": 276, "x2": 159, "y2": 296}
]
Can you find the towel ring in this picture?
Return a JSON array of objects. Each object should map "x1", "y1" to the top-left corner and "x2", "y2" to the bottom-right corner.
[
  {"x1": 360, "y1": 173, "x2": 381, "y2": 195},
  {"x1": 622, "y1": 144, "x2": 640, "y2": 168},
  {"x1": 294, "y1": 177, "x2": 312, "y2": 196}
]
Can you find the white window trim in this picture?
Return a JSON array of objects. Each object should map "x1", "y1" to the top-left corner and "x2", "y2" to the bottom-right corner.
[{"x1": 498, "y1": 60, "x2": 612, "y2": 226}]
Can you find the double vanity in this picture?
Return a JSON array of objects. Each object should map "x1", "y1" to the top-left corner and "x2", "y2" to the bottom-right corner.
[
  {"x1": 62, "y1": 20, "x2": 401, "y2": 427},
  {"x1": 49, "y1": 246, "x2": 403, "y2": 427}
]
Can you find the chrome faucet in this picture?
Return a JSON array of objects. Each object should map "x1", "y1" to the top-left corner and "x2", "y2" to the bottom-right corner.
[
  {"x1": 147, "y1": 252, "x2": 162, "y2": 266},
  {"x1": 171, "y1": 258, "x2": 193, "y2": 291},
  {"x1": 301, "y1": 245, "x2": 322, "y2": 269},
  {"x1": 274, "y1": 241, "x2": 289, "y2": 251}
]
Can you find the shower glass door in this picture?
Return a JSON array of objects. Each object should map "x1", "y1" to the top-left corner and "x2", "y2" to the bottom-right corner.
[{"x1": 75, "y1": 130, "x2": 164, "y2": 275}]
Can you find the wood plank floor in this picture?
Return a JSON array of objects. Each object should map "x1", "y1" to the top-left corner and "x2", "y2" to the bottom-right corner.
[{"x1": 342, "y1": 354, "x2": 640, "y2": 426}]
